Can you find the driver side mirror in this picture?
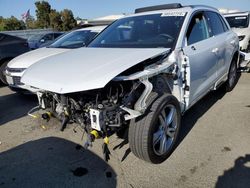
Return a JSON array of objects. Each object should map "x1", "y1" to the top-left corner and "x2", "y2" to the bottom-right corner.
[{"x1": 40, "y1": 39, "x2": 45, "y2": 43}]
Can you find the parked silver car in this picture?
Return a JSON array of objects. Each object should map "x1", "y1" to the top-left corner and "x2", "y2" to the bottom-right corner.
[
  {"x1": 5, "y1": 26, "x2": 106, "y2": 93},
  {"x1": 22, "y1": 4, "x2": 239, "y2": 164}
]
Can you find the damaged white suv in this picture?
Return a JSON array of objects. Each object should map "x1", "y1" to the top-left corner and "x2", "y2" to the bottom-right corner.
[{"x1": 22, "y1": 4, "x2": 239, "y2": 164}]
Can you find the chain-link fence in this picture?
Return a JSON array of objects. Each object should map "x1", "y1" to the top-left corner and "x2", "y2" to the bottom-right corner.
[{"x1": 0, "y1": 28, "x2": 55, "y2": 39}]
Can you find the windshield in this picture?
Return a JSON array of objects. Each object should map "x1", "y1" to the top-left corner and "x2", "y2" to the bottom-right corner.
[
  {"x1": 49, "y1": 30, "x2": 98, "y2": 49},
  {"x1": 225, "y1": 15, "x2": 249, "y2": 28},
  {"x1": 88, "y1": 13, "x2": 186, "y2": 48}
]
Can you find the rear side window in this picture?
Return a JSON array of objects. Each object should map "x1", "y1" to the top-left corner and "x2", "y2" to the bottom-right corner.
[
  {"x1": 186, "y1": 12, "x2": 209, "y2": 45},
  {"x1": 218, "y1": 15, "x2": 229, "y2": 31},
  {"x1": 205, "y1": 11, "x2": 225, "y2": 36}
]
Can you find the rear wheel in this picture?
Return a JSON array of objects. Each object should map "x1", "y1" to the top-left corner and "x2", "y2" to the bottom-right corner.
[
  {"x1": 128, "y1": 93, "x2": 181, "y2": 164},
  {"x1": 225, "y1": 57, "x2": 238, "y2": 92},
  {"x1": 0, "y1": 60, "x2": 9, "y2": 84}
]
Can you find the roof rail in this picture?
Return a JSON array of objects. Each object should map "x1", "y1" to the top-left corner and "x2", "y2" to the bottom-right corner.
[{"x1": 135, "y1": 3, "x2": 182, "y2": 14}]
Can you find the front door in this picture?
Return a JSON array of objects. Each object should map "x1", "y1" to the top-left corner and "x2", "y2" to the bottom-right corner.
[{"x1": 182, "y1": 12, "x2": 218, "y2": 107}]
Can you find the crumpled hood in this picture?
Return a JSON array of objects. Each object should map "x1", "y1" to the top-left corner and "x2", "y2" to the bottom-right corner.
[
  {"x1": 22, "y1": 47, "x2": 170, "y2": 94},
  {"x1": 8, "y1": 47, "x2": 70, "y2": 68}
]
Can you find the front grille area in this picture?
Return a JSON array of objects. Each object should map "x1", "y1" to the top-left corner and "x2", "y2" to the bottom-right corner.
[
  {"x1": 6, "y1": 67, "x2": 26, "y2": 73},
  {"x1": 12, "y1": 76, "x2": 24, "y2": 85}
]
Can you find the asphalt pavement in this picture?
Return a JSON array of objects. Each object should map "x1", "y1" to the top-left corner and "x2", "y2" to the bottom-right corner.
[{"x1": 0, "y1": 73, "x2": 250, "y2": 188}]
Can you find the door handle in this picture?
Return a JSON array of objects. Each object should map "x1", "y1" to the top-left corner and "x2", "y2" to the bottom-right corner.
[
  {"x1": 230, "y1": 40, "x2": 236, "y2": 45},
  {"x1": 212, "y1": 48, "x2": 219, "y2": 53},
  {"x1": 191, "y1": 46, "x2": 196, "y2": 51}
]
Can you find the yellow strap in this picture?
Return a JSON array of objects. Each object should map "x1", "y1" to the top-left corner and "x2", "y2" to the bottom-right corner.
[
  {"x1": 90, "y1": 130, "x2": 99, "y2": 138},
  {"x1": 46, "y1": 112, "x2": 52, "y2": 118},
  {"x1": 30, "y1": 114, "x2": 38, "y2": 119},
  {"x1": 41, "y1": 125, "x2": 46, "y2": 130},
  {"x1": 104, "y1": 136, "x2": 109, "y2": 145}
]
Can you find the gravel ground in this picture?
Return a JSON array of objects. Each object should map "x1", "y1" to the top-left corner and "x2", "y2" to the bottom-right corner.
[{"x1": 0, "y1": 73, "x2": 250, "y2": 188}]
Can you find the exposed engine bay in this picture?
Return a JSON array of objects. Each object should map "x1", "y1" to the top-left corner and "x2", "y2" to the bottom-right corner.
[
  {"x1": 26, "y1": 49, "x2": 189, "y2": 162},
  {"x1": 38, "y1": 81, "x2": 140, "y2": 132},
  {"x1": 33, "y1": 80, "x2": 143, "y2": 160},
  {"x1": 31, "y1": 55, "x2": 182, "y2": 161}
]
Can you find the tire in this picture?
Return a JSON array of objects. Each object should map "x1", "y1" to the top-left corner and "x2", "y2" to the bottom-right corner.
[
  {"x1": 0, "y1": 60, "x2": 9, "y2": 84},
  {"x1": 225, "y1": 57, "x2": 238, "y2": 92},
  {"x1": 8, "y1": 86, "x2": 32, "y2": 95},
  {"x1": 128, "y1": 93, "x2": 181, "y2": 164}
]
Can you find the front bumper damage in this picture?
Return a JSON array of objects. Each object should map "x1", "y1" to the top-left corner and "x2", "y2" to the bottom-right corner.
[
  {"x1": 240, "y1": 51, "x2": 250, "y2": 72},
  {"x1": 26, "y1": 49, "x2": 182, "y2": 162}
]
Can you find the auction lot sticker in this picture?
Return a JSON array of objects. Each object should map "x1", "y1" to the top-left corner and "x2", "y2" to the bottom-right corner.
[{"x1": 161, "y1": 12, "x2": 186, "y2": 17}]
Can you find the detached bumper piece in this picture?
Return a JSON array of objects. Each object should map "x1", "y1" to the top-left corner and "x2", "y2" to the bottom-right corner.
[
  {"x1": 240, "y1": 51, "x2": 250, "y2": 72},
  {"x1": 84, "y1": 130, "x2": 111, "y2": 162}
]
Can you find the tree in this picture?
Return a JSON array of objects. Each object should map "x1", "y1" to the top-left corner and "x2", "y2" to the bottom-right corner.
[
  {"x1": 26, "y1": 16, "x2": 37, "y2": 29},
  {"x1": 0, "y1": 16, "x2": 4, "y2": 31},
  {"x1": 49, "y1": 9, "x2": 62, "y2": 31},
  {"x1": 35, "y1": 1, "x2": 51, "y2": 28},
  {"x1": 2, "y1": 16, "x2": 25, "y2": 30},
  {"x1": 61, "y1": 9, "x2": 76, "y2": 31}
]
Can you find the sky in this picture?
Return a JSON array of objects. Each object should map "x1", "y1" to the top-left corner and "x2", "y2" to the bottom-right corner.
[{"x1": 0, "y1": 0, "x2": 250, "y2": 20}]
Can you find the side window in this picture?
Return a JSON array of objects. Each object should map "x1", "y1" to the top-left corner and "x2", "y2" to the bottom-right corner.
[
  {"x1": 186, "y1": 13, "x2": 209, "y2": 45},
  {"x1": 54, "y1": 33, "x2": 62, "y2": 38},
  {"x1": 205, "y1": 11, "x2": 225, "y2": 36},
  {"x1": 219, "y1": 15, "x2": 229, "y2": 31},
  {"x1": 43, "y1": 34, "x2": 53, "y2": 41}
]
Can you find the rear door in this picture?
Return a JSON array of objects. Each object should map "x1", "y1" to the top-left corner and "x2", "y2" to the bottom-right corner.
[
  {"x1": 183, "y1": 11, "x2": 219, "y2": 107},
  {"x1": 204, "y1": 11, "x2": 235, "y2": 80}
]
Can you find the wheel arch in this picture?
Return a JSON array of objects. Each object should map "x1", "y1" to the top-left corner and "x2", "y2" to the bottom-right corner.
[
  {"x1": 227, "y1": 49, "x2": 240, "y2": 76},
  {"x1": 0, "y1": 57, "x2": 13, "y2": 66}
]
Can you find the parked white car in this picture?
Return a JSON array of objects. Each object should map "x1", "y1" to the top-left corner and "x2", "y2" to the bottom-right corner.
[
  {"x1": 5, "y1": 26, "x2": 106, "y2": 93},
  {"x1": 224, "y1": 11, "x2": 250, "y2": 52},
  {"x1": 22, "y1": 4, "x2": 239, "y2": 164}
]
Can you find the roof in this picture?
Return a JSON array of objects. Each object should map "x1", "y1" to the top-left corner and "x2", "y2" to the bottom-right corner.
[
  {"x1": 122, "y1": 4, "x2": 218, "y2": 19},
  {"x1": 87, "y1": 15, "x2": 125, "y2": 26},
  {"x1": 92, "y1": 15, "x2": 125, "y2": 21},
  {"x1": 75, "y1": 25, "x2": 107, "y2": 32},
  {"x1": 218, "y1": 8, "x2": 240, "y2": 14}
]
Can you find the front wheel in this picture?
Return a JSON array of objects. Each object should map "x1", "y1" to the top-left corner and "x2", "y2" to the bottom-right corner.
[
  {"x1": 0, "y1": 60, "x2": 9, "y2": 84},
  {"x1": 128, "y1": 93, "x2": 181, "y2": 164}
]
